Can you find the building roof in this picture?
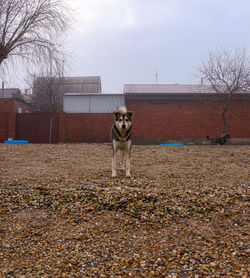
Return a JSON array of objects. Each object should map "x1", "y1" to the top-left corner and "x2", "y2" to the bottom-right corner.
[
  {"x1": 124, "y1": 84, "x2": 212, "y2": 94},
  {"x1": 64, "y1": 93, "x2": 123, "y2": 96},
  {"x1": 62, "y1": 76, "x2": 102, "y2": 94},
  {"x1": 34, "y1": 76, "x2": 101, "y2": 83},
  {"x1": 62, "y1": 76, "x2": 101, "y2": 84},
  {"x1": 33, "y1": 76, "x2": 102, "y2": 94},
  {"x1": 0, "y1": 88, "x2": 24, "y2": 100}
]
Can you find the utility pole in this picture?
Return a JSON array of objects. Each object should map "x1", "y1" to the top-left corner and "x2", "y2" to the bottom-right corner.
[{"x1": 155, "y1": 70, "x2": 158, "y2": 84}]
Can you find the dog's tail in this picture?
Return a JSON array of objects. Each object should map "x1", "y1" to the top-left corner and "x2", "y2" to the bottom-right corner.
[{"x1": 118, "y1": 106, "x2": 127, "y2": 114}]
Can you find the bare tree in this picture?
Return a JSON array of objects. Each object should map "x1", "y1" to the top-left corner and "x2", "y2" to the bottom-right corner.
[
  {"x1": 0, "y1": 0, "x2": 70, "y2": 67},
  {"x1": 29, "y1": 60, "x2": 64, "y2": 143},
  {"x1": 124, "y1": 84, "x2": 138, "y2": 109},
  {"x1": 32, "y1": 61, "x2": 64, "y2": 113},
  {"x1": 199, "y1": 48, "x2": 250, "y2": 136}
]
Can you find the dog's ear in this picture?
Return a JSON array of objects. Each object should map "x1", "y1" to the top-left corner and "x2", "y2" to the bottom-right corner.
[
  {"x1": 127, "y1": 111, "x2": 133, "y2": 118},
  {"x1": 113, "y1": 112, "x2": 120, "y2": 118}
]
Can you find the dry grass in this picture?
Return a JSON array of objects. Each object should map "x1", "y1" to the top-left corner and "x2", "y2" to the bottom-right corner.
[{"x1": 0, "y1": 144, "x2": 249, "y2": 277}]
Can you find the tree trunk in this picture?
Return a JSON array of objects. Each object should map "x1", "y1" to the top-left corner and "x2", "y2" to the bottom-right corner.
[
  {"x1": 221, "y1": 93, "x2": 232, "y2": 136},
  {"x1": 49, "y1": 117, "x2": 53, "y2": 143},
  {"x1": 221, "y1": 110, "x2": 228, "y2": 136},
  {"x1": 0, "y1": 43, "x2": 8, "y2": 64}
]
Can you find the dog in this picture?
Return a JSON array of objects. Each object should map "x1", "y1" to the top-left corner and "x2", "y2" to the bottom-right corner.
[
  {"x1": 206, "y1": 134, "x2": 230, "y2": 145},
  {"x1": 111, "y1": 106, "x2": 133, "y2": 178}
]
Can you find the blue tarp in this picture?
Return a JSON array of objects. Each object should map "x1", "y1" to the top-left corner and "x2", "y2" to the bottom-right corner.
[
  {"x1": 160, "y1": 143, "x2": 184, "y2": 146},
  {"x1": 4, "y1": 140, "x2": 29, "y2": 144}
]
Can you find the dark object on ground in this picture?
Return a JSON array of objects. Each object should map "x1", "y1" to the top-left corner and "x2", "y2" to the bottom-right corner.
[{"x1": 206, "y1": 134, "x2": 230, "y2": 145}]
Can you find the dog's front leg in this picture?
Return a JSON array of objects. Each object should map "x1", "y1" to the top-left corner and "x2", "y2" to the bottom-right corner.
[
  {"x1": 124, "y1": 152, "x2": 131, "y2": 178},
  {"x1": 112, "y1": 152, "x2": 117, "y2": 178},
  {"x1": 121, "y1": 151, "x2": 125, "y2": 170}
]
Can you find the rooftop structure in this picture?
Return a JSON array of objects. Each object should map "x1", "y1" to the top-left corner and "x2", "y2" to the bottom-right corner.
[
  {"x1": 124, "y1": 84, "x2": 211, "y2": 94},
  {"x1": 63, "y1": 93, "x2": 124, "y2": 113},
  {"x1": 62, "y1": 76, "x2": 102, "y2": 94},
  {"x1": 0, "y1": 88, "x2": 23, "y2": 100},
  {"x1": 33, "y1": 76, "x2": 102, "y2": 95},
  {"x1": 32, "y1": 76, "x2": 102, "y2": 112}
]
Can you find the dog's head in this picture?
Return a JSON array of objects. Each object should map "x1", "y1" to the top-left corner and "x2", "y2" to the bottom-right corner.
[{"x1": 113, "y1": 110, "x2": 133, "y2": 133}]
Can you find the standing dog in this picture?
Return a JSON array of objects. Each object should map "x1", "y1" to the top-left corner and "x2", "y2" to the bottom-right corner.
[{"x1": 111, "y1": 106, "x2": 133, "y2": 178}]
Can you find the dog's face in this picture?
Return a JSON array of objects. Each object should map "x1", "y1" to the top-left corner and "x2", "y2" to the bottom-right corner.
[{"x1": 114, "y1": 111, "x2": 133, "y2": 132}]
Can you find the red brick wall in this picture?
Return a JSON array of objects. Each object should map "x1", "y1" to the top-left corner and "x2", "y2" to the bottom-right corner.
[
  {"x1": 0, "y1": 112, "x2": 17, "y2": 142},
  {"x1": 0, "y1": 99, "x2": 34, "y2": 142},
  {"x1": 65, "y1": 113, "x2": 114, "y2": 143},
  {"x1": 1, "y1": 96, "x2": 249, "y2": 143},
  {"x1": 58, "y1": 112, "x2": 66, "y2": 142},
  {"x1": 16, "y1": 113, "x2": 58, "y2": 143},
  {"x1": 227, "y1": 101, "x2": 250, "y2": 137},
  {"x1": 0, "y1": 99, "x2": 13, "y2": 113},
  {"x1": 0, "y1": 113, "x2": 8, "y2": 141},
  {"x1": 60, "y1": 97, "x2": 250, "y2": 143},
  {"x1": 7, "y1": 112, "x2": 16, "y2": 140},
  {"x1": 128, "y1": 99, "x2": 250, "y2": 139}
]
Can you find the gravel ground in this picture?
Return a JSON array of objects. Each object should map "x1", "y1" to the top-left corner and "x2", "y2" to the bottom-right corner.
[{"x1": 0, "y1": 144, "x2": 249, "y2": 278}]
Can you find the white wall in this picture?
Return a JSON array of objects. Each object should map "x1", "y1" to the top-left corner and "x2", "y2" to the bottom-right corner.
[{"x1": 63, "y1": 94, "x2": 125, "y2": 113}]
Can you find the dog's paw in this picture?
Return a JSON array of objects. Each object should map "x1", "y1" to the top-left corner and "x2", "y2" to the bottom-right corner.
[
  {"x1": 112, "y1": 169, "x2": 117, "y2": 178},
  {"x1": 126, "y1": 174, "x2": 131, "y2": 178},
  {"x1": 112, "y1": 174, "x2": 117, "y2": 178}
]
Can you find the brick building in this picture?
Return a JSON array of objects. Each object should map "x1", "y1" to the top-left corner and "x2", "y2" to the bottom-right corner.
[
  {"x1": 0, "y1": 88, "x2": 34, "y2": 113},
  {"x1": 0, "y1": 98, "x2": 34, "y2": 113},
  {"x1": 0, "y1": 89, "x2": 34, "y2": 141}
]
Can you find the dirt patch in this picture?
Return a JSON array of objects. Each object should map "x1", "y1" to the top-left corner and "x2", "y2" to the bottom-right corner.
[{"x1": 0, "y1": 144, "x2": 249, "y2": 277}]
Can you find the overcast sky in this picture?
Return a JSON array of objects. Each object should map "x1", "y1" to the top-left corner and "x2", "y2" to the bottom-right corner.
[{"x1": 3, "y1": 0, "x2": 250, "y2": 93}]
